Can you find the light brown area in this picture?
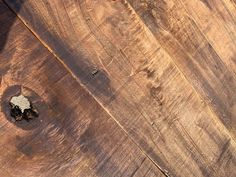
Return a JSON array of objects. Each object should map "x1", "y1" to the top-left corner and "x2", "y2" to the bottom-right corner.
[{"x1": 0, "y1": 0, "x2": 236, "y2": 176}]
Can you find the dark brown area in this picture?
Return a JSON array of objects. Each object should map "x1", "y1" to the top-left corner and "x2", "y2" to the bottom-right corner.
[
  {"x1": 0, "y1": 1, "x2": 163, "y2": 176},
  {"x1": 199, "y1": 0, "x2": 212, "y2": 9},
  {"x1": 1, "y1": 0, "x2": 236, "y2": 176},
  {"x1": 0, "y1": 0, "x2": 23, "y2": 51},
  {"x1": 0, "y1": 1, "x2": 23, "y2": 82},
  {"x1": 5, "y1": 0, "x2": 115, "y2": 99}
]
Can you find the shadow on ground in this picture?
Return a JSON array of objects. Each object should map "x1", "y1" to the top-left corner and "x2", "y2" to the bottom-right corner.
[{"x1": 0, "y1": 0, "x2": 24, "y2": 52}]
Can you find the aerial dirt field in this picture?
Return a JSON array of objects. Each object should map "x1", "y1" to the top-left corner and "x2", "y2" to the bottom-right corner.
[{"x1": 0, "y1": 0, "x2": 236, "y2": 176}]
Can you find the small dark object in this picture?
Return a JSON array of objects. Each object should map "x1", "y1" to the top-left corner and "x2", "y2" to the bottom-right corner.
[
  {"x1": 91, "y1": 68, "x2": 99, "y2": 76},
  {"x1": 10, "y1": 105, "x2": 22, "y2": 121}
]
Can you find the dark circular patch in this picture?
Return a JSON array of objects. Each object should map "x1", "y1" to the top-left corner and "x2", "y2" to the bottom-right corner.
[{"x1": 1, "y1": 85, "x2": 47, "y2": 130}]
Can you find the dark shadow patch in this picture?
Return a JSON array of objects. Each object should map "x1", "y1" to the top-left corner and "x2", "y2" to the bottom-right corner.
[
  {"x1": 232, "y1": 0, "x2": 236, "y2": 6},
  {"x1": 1, "y1": 1, "x2": 125, "y2": 176},
  {"x1": 14, "y1": 92, "x2": 119, "y2": 177},
  {"x1": 77, "y1": 114, "x2": 120, "y2": 177},
  {"x1": 0, "y1": 80, "x2": 119, "y2": 176},
  {"x1": 199, "y1": 0, "x2": 212, "y2": 10},
  {"x1": 142, "y1": 67, "x2": 156, "y2": 79},
  {"x1": 0, "y1": 0, "x2": 25, "y2": 84},
  {"x1": 0, "y1": 0, "x2": 24, "y2": 52},
  {"x1": 5, "y1": 0, "x2": 115, "y2": 100},
  {"x1": 138, "y1": 138, "x2": 172, "y2": 177}
]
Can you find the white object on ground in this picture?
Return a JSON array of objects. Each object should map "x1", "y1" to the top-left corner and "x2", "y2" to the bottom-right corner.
[{"x1": 10, "y1": 95, "x2": 31, "y2": 112}]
